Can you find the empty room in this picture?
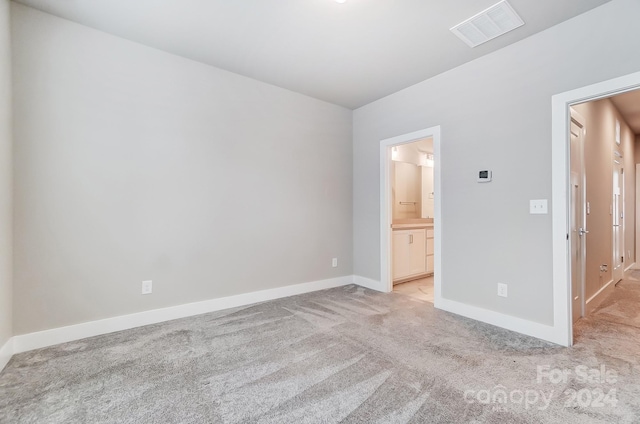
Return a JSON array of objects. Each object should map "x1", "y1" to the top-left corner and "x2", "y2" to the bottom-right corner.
[{"x1": 1, "y1": 0, "x2": 640, "y2": 422}]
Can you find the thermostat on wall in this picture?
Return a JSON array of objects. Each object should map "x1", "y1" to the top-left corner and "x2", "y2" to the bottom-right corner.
[{"x1": 478, "y1": 170, "x2": 492, "y2": 183}]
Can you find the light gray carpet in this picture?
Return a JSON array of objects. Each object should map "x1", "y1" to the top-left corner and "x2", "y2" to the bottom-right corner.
[{"x1": 1, "y1": 279, "x2": 640, "y2": 423}]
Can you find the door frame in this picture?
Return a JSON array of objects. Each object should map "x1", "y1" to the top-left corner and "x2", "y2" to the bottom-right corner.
[
  {"x1": 569, "y1": 108, "x2": 586, "y2": 323},
  {"x1": 552, "y1": 71, "x2": 640, "y2": 346},
  {"x1": 636, "y1": 163, "x2": 640, "y2": 269},
  {"x1": 612, "y1": 153, "x2": 624, "y2": 284},
  {"x1": 380, "y1": 126, "x2": 441, "y2": 303}
]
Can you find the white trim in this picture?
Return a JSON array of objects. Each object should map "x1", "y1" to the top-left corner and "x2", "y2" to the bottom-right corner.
[
  {"x1": 625, "y1": 262, "x2": 636, "y2": 272},
  {"x1": 585, "y1": 279, "x2": 615, "y2": 315},
  {"x1": 637, "y1": 163, "x2": 640, "y2": 269},
  {"x1": 569, "y1": 108, "x2": 587, "y2": 322},
  {"x1": 379, "y1": 126, "x2": 442, "y2": 305},
  {"x1": 552, "y1": 70, "x2": 640, "y2": 347},
  {"x1": 437, "y1": 298, "x2": 564, "y2": 345},
  {"x1": 353, "y1": 275, "x2": 385, "y2": 292},
  {"x1": 0, "y1": 337, "x2": 13, "y2": 372},
  {"x1": 433, "y1": 129, "x2": 443, "y2": 308},
  {"x1": 12, "y1": 276, "x2": 353, "y2": 354}
]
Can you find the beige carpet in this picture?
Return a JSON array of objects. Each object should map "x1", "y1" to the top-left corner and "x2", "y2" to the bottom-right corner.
[{"x1": 1, "y1": 277, "x2": 639, "y2": 423}]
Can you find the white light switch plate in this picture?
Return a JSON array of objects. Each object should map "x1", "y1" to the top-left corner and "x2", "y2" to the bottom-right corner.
[{"x1": 530, "y1": 199, "x2": 548, "y2": 214}]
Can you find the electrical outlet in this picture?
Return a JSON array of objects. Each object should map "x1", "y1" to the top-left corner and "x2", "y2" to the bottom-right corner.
[
  {"x1": 497, "y1": 283, "x2": 508, "y2": 298},
  {"x1": 142, "y1": 280, "x2": 153, "y2": 295},
  {"x1": 332, "y1": 258, "x2": 338, "y2": 268}
]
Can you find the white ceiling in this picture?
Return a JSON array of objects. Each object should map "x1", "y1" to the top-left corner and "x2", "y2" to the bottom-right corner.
[{"x1": 14, "y1": 0, "x2": 611, "y2": 109}]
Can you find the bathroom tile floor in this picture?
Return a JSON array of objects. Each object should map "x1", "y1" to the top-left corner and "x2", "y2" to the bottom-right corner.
[{"x1": 393, "y1": 276, "x2": 434, "y2": 303}]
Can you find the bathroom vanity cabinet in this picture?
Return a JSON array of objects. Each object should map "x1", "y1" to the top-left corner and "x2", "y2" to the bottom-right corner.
[{"x1": 392, "y1": 225, "x2": 434, "y2": 283}]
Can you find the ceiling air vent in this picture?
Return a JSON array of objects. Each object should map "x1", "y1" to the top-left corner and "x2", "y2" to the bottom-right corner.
[{"x1": 450, "y1": 0, "x2": 524, "y2": 48}]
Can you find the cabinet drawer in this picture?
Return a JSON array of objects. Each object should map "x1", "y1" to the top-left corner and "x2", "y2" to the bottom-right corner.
[
  {"x1": 426, "y1": 229, "x2": 434, "y2": 238},
  {"x1": 426, "y1": 238, "x2": 434, "y2": 254}
]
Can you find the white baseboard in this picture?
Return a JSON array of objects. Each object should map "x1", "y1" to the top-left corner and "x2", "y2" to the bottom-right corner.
[
  {"x1": 0, "y1": 337, "x2": 13, "y2": 373},
  {"x1": 434, "y1": 297, "x2": 567, "y2": 346},
  {"x1": 352, "y1": 276, "x2": 566, "y2": 345},
  {"x1": 585, "y1": 279, "x2": 616, "y2": 315},
  {"x1": 6, "y1": 273, "x2": 571, "y2": 359},
  {"x1": 625, "y1": 262, "x2": 636, "y2": 272},
  {"x1": 353, "y1": 275, "x2": 387, "y2": 292},
  {"x1": 13, "y1": 275, "x2": 354, "y2": 354}
]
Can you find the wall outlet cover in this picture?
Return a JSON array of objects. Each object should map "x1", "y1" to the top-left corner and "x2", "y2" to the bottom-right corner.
[
  {"x1": 142, "y1": 280, "x2": 153, "y2": 295},
  {"x1": 497, "y1": 283, "x2": 508, "y2": 298}
]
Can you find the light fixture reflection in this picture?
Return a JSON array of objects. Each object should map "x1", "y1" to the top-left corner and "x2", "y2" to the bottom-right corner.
[{"x1": 421, "y1": 153, "x2": 434, "y2": 168}]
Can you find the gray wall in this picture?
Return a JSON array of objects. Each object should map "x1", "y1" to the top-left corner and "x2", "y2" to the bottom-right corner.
[
  {"x1": 0, "y1": 0, "x2": 12, "y2": 348},
  {"x1": 353, "y1": 0, "x2": 640, "y2": 326},
  {"x1": 12, "y1": 4, "x2": 353, "y2": 335}
]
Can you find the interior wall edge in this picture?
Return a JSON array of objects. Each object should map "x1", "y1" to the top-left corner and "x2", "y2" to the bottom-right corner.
[{"x1": 0, "y1": 336, "x2": 12, "y2": 373}]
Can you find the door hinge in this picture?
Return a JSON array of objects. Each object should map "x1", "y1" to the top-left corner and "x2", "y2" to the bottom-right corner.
[
  {"x1": 622, "y1": 256, "x2": 624, "y2": 263},
  {"x1": 566, "y1": 233, "x2": 569, "y2": 240}
]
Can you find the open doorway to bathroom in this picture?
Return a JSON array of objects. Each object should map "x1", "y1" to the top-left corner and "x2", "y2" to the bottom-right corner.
[
  {"x1": 380, "y1": 125, "x2": 441, "y2": 307},
  {"x1": 389, "y1": 138, "x2": 436, "y2": 303}
]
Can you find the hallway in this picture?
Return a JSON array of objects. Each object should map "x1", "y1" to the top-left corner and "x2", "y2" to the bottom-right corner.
[{"x1": 574, "y1": 268, "x2": 640, "y2": 345}]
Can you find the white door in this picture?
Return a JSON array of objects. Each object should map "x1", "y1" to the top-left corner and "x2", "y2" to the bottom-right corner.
[
  {"x1": 569, "y1": 113, "x2": 586, "y2": 323},
  {"x1": 612, "y1": 157, "x2": 624, "y2": 284}
]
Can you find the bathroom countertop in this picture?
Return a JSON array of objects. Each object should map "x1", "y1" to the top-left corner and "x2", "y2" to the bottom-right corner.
[{"x1": 391, "y1": 219, "x2": 434, "y2": 230}]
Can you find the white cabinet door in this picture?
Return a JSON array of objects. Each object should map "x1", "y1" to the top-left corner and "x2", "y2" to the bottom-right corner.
[
  {"x1": 426, "y1": 238, "x2": 434, "y2": 255},
  {"x1": 426, "y1": 228, "x2": 434, "y2": 273},
  {"x1": 426, "y1": 255, "x2": 434, "y2": 273},
  {"x1": 393, "y1": 229, "x2": 426, "y2": 281}
]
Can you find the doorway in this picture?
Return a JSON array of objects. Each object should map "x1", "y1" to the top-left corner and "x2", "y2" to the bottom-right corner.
[
  {"x1": 389, "y1": 138, "x2": 435, "y2": 302},
  {"x1": 569, "y1": 95, "x2": 635, "y2": 323},
  {"x1": 552, "y1": 71, "x2": 640, "y2": 346},
  {"x1": 380, "y1": 126, "x2": 442, "y2": 306}
]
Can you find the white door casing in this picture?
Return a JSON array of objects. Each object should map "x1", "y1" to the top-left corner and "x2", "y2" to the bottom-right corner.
[
  {"x1": 612, "y1": 156, "x2": 624, "y2": 284},
  {"x1": 636, "y1": 164, "x2": 640, "y2": 269},
  {"x1": 569, "y1": 110, "x2": 586, "y2": 323}
]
